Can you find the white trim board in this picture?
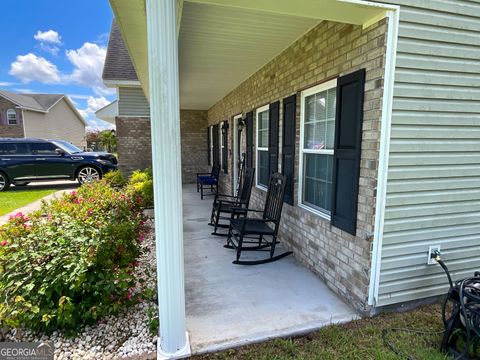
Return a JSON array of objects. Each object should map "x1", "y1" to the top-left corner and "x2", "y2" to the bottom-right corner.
[
  {"x1": 368, "y1": 5, "x2": 400, "y2": 307},
  {"x1": 255, "y1": 104, "x2": 270, "y2": 190}
]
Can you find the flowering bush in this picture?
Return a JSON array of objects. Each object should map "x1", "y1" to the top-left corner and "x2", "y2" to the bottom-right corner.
[
  {"x1": 0, "y1": 181, "x2": 145, "y2": 334},
  {"x1": 103, "y1": 170, "x2": 127, "y2": 188},
  {"x1": 127, "y1": 169, "x2": 154, "y2": 208}
]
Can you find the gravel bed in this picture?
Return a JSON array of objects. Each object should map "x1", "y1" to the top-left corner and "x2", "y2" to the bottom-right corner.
[{"x1": 4, "y1": 220, "x2": 158, "y2": 360}]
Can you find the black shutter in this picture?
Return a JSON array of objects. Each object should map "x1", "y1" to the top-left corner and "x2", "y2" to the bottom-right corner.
[
  {"x1": 331, "y1": 68, "x2": 366, "y2": 235},
  {"x1": 282, "y1": 94, "x2": 296, "y2": 205},
  {"x1": 245, "y1": 111, "x2": 254, "y2": 168},
  {"x1": 222, "y1": 121, "x2": 228, "y2": 173},
  {"x1": 212, "y1": 124, "x2": 219, "y2": 166},
  {"x1": 268, "y1": 101, "x2": 280, "y2": 175},
  {"x1": 207, "y1": 126, "x2": 211, "y2": 166}
]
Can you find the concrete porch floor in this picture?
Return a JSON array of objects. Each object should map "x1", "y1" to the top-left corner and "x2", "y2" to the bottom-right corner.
[{"x1": 183, "y1": 184, "x2": 359, "y2": 354}]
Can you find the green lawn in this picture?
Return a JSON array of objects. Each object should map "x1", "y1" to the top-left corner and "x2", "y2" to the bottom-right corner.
[
  {"x1": 194, "y1": 304, "x2": 451, "y2": 360},
  {"x1": 0, "y1": 189, "x2": 56, "y2": 216}
]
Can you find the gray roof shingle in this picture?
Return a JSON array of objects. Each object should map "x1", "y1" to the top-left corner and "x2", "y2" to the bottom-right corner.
[
  {"x1": 102, "y1": 20, "x2": 139, "y2": 82},
  {"x1": 0, "y1": 90, "x2": 64, "y2": 112}
]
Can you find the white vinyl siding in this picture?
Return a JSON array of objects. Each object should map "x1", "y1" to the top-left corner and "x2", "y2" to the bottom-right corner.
[
  {"x1": 372, "y1": 0, "x2": 480, "y2": 306},
  {"x1": 118, "y1": 87, "x2": 150, "y2": 117},
  {"x1": 298, "y1": 79, "x2": 336, "y2": 218},
  {"x1": 256, "y1": 105, "x2": 269, "y2": 189}
]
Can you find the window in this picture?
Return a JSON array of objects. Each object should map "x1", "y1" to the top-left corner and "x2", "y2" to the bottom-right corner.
[
  {"x1": 0, "y1": 143, "x2": 29, "y2": 155},
  {"x1": 219, "y1": 121, "x2": 224, "y2": 168},
  {"x1": 30, "y1": 142, "x2": 58, "y2": 155},
  {"x1": 7, "y1": 109, "x2": 17, "y2": 125},
  {"x1": 256, "y1": 105, "x2": 269, "y2": 188},
  {"x1": 209, "y1": 126, "x2": 213, "y2": 165},
  {"x1": 299, "y1": 79, "x2": 337, "y2": 217}
]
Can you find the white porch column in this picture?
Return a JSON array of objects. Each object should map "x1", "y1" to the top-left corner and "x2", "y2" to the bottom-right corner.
[{"x1": 145, "y1": 0, "x2": 190, "y2": 358}]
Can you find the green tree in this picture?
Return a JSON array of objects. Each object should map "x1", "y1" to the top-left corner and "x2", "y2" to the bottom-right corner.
[{"x1": 99, "y1": 130, "x2": 117, "y2": 153}]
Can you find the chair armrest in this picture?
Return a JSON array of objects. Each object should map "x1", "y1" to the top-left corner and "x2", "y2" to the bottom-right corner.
[{"x1": 196, "y1": 172, "x2": 211, "y2": 177}]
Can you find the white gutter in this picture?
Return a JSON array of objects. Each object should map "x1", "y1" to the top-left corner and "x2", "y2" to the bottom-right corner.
[{"x1": 367, "y1": 5, "x2": 400, "y2": 307}]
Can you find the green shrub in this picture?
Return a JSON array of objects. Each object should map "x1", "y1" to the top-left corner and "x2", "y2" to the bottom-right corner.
[
  {"x1": 0, "y1": 181, "x2": 144, "y2": 335},
  {"x1": 102, "y1": 170, "x2": 127, "y2": 188},
  {"x1": 127, "y1": 169, "x2": 154, "y2": 208}
]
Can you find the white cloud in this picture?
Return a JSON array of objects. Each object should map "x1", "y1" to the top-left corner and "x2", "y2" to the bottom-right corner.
[
  {"x1": 34, "y1": 30, "x2": 62, "y2": 44},
  {"x1": 66, "y1": 42, "x2": 113, "y2": 95},
  {"x1": 0, "y1": 81, "x2": 16, "y2": 87},
  {"x1": 9, "y1": 53, "x2": 61, "y2": 84},
  {"x1": 13, "y1": 88, "x2": 35, "y2": 93},
  {"x1": 76, "y1": 96, "x2": 114, "y2": 130}
]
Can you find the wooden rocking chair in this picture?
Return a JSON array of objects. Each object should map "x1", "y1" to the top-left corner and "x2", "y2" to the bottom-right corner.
[
  {"x1": 196, "y1": 164, "x2": 220, "y2": 200},
  {"x1": 225, "y1": 173, "x2": 292, "y2": 265},
  {"x1": 209, "y1": 167, "x2": 255, "y2": 236}
]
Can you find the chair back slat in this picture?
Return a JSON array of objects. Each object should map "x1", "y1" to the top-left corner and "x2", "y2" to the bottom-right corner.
[
  {"x1": 238, "y1": 167, "x2": 255, "y2": 205},
  {"x1": 263, "y1": 173, "x2": 286, "y2": 226},
  {"x1": 234, "y1": 153, "x2": 246, "y2": 197}
]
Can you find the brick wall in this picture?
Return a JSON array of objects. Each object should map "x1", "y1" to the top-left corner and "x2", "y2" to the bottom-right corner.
[
  {"x1": 116, "y1": 117, "x2": 152, "y2": 175},
  {"x1": 116, "y1": 110, "x2": 208, "y2": 183},
  {"x1": 180, "y1": 110, "x2": 209, "y2": 183},
  {"x1": 0, "y1": 125, "x2": 24, "y2": 138},
  {"x1": 207, "y1": 19, "x2": 388, "y2": 313},
  {"x1": 0, "y1": 98, "x2": 23, "y2": 126}
]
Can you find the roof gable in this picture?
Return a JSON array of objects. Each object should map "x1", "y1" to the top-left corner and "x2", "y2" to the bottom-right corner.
[
  {"x1": 102, "y1": 20, "x2": 139, "y2": 82},
  {"x1": 0, "y1": 90, "x2": 63, "y2": 112}
]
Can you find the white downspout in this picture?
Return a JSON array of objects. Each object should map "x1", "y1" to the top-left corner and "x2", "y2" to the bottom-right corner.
[
  {"x1": 145, "y1": 0, "x2": 190, "y2": 358},
  {"x1": 368, "y1": 6, "x2": 400, "y2": 307}
]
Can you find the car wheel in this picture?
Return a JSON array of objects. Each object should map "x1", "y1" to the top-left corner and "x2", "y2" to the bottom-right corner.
[
  {"x1": 0, "y1": 172, "x2": 10, "y2": 192},
  {"x1": 77, "y1": 166, "x2": 101, "y2": 184},
  {"x1": 14, "y1": 181, "x2": 30, "y2": 187}
]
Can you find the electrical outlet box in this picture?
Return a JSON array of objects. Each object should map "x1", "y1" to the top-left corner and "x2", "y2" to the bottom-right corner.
[{"x1": 427, "y1": 245, "x2": 441, "y2": 265}]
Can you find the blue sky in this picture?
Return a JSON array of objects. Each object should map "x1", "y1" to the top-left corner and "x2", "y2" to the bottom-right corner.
[{"x1": 0, "y1": 0, "x2": 115, "y2": 129}]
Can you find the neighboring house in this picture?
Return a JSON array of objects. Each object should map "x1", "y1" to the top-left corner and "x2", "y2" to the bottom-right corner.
[
  {"x1": 0, "y1": 90, "x2": 87, "y2": 148},
  {"x1": 101, "y1": 21, "x2": 208, "y2": 180},
  {"x1": 109, "y1": 0, "x2": 480, "y2": 357}
]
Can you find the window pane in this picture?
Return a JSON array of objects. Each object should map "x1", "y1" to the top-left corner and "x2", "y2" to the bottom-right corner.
[
  {"x1": 303, "y1": 86, "x2": 336, "y2": 151},
  {"x1": 303, "y1": 153, "x2": 333, "y2": 213},
  {"x1": 258, "y1": 150, "x2": 269, "y2": 187},
  {"x1": 257, "y1": 110, "x2": 269, "y2": 147},
  {"x1": 0, "y1": 143, "x2": 29, "y2": 155},
  {"x1": 31, "y1": 143, "x2": 57, "y2": 155}
]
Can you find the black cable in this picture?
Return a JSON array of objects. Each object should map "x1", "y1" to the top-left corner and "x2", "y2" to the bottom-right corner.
[{"x1": 382, "y1": 327, "x2": 445, "y2": 360}]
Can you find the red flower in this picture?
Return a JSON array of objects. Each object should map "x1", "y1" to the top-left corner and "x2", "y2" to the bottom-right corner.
[{"x1": 1, "y1": 240, "x2": 7, "y2": 246}]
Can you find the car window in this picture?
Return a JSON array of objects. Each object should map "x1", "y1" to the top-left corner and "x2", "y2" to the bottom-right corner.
[
  {"x1": 0, "y1": 143, "x2": 30, "y2": 155},
  {"x1": 30, "y1": 143, "x2": 58, "y2": 155}
]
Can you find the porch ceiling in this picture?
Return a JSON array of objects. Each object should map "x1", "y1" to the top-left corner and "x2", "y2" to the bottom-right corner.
[{"x1": 110, "y1": 0, "x2": 391, "y2": 110}]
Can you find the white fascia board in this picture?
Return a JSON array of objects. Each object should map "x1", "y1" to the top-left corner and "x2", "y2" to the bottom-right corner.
[{"x1": 103, "y1": 79, "x2": 142, "y2": 88}]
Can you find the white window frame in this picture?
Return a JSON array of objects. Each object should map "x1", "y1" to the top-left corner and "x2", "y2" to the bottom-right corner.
[
  {"x1": 209, "y1": 126, "x2": 214, "y2": 166},
  {"x1": 298, "y1": 78, "x2": 337, "y2": 220},
  {"x1": 219, "y1": 121, "x2": 224, "y2": 168},
  {"x1": 255, "y1": 104, "x2": 270, "y2": 190},
  {"x1": 7, "y1": 109, "x2": 17, "y2": 125}
]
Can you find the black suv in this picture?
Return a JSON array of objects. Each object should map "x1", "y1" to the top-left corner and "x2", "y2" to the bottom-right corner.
[{"x1": 0, "y1": 138, "x2": 118, "y2": 191}]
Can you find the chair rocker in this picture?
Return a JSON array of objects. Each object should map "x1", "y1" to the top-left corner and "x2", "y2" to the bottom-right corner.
[
  {"x1": 209, "y1": 167, "x2": 255, "y2": 236},
  {"x1": 196, "y1": 164, "x2": 220, "y2": 200},
  {"x1": 225, "y1": 173, "x2": 292, "y2": 265}
]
